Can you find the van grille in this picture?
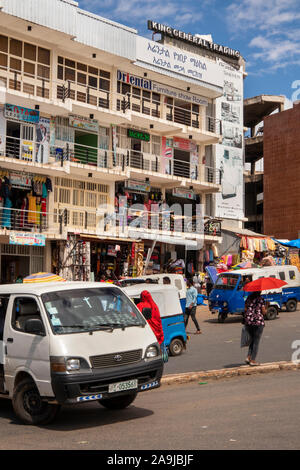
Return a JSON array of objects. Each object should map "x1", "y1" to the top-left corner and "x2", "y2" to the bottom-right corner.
[{"x1": 90, "y1": 349, "x2": 143, "y2": 369}]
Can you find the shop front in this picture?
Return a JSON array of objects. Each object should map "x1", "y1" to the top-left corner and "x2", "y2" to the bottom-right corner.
[{"x1": 0, "y1": 234, "x2": 46, "y2": 283}]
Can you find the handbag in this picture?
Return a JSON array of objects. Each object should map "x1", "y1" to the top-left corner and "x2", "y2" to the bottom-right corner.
[
  {"x1": 161, "y1": 342, "x2": 169, "y2": 363},
  {"x1": 240, "y1": 325, "x2": 251, "y2": 348}
]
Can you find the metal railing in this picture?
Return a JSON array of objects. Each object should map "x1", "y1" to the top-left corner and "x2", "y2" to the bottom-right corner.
[
  {"x1": 0, "y1": 207, "x2": 49, "y2": 232},
  {"x1": 2, "y1": 135, "x2": 59, "y2": 163},
  {"x1": 1, "y1": 71, "x2": 222, "y2": 136}
]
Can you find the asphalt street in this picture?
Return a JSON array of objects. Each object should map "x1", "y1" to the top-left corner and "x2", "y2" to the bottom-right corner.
[
  {"x1": 164, "y1": 305, "x2": 300, "y2": 375},
  {"x1": 0, "y1": 370, "x2": 299, "y2": 450}
]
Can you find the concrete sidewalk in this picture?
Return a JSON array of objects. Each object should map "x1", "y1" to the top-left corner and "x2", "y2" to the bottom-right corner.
[{"x1": 162, "y1": 360, "x2": 300, "y2": 386}]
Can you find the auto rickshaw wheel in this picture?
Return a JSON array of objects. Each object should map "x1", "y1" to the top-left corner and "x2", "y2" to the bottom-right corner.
[
  {"x1": 169, "y1": 338, "x2": 184, "y2": 356},
  {"x1": 286, "y1": 299, "x2": 297, "y2": 312},
  {"x1": 218, "y1": 313, "x2": 226, "y2": 323},
  {"x1": 266, "y1": 306, "x2": 278, "y2": 320}
]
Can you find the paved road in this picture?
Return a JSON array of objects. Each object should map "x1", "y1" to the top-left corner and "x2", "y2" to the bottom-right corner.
[
  {"x1": 0, "y1": 370, "x2": 299, "y2": 450},
  {"x1": 164, "y1": 305, "x2": 300, "y2": 375}
]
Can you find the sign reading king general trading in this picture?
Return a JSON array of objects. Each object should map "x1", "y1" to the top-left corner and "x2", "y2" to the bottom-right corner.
[{"x1": 148, "y1": 21, "x2": 241, "y2": 60}]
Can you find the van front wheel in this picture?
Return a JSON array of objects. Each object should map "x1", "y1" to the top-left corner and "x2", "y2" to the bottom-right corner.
[
  {"x1": 99, "y1": 392, "x2": 137, "y2": 410},
  {"x1": 12, "y1": 378, "x2": 60, "y2": 425}
]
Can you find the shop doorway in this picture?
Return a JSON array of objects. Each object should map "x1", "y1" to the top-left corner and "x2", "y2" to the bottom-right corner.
[
  {"x1": 0, "y1": 245, "x2": 44, "y2": 284},
  {"x1": 74, "y1": 130, "x2": 98, "y2": 165},
  {"x1": 1, "y1": 255, "x2": 30, "y2": 283},
  {"x1": 173, "y1": 149, "x2": 190, "y2": 179},
  {"x1": 130, "y1": 138, "x2": 142, "y2": 169}
]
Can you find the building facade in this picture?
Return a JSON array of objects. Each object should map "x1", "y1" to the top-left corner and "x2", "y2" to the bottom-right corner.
[
  {"x1": 263, "y1": 102, "x2": 300, "y2": 240},
  {"x1": 0, "y1": 0, "x2": 245, "y2": 282}
]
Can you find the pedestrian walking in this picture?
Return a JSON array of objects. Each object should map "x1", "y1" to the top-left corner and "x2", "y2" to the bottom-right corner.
[
  {"x1": 185, "y1": 279, "x2": 202, "y2": 334},
  {"x1": 137, "y1": 290, "x2": 164, "y2": 345},
  {"x1": 243, "y1": 291, "x2": 266, "y2": 366}
]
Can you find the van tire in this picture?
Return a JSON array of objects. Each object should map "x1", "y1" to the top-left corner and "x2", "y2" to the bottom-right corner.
[
  {"x1": 266, "y1": 306, "x2": 278, "y2": 320},
  {"x1": 12, "y1": 378, "x2": 60, "y2": 425},
  {"x1": 286, "y1": 299, "x2": 297, "y2": 312},
  {"x1": 169, "y1": 338, "x2": 184, "y2": 356},
  {"x1": 218, "y1": 313, "x2": 226, "y2": 323},
  {"x1": 98, "y1": 392, "x2": 137, "y2": 410}
]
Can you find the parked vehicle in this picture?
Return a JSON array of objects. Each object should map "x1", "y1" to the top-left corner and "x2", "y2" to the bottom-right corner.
[
  {"x1": 208, "y1": 265, "x2": 300, "y2": 322},
  {"x1": 0, "y1": 282, "x2": 163, "y2": 425},
  {"x1": 124, "y1": 283, "x2": 188, "y2": 357},
  {"x1": 262, "y1": 286, "x2": 300, "y2": 319},
  {"x1": 119, "y1": 274, "x2": 187, "y2": 312}
]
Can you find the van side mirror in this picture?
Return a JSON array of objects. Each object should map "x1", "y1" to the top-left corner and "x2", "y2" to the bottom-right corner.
[
  {"x1": 142, "y1": 308, "x2": 152, "y2": 320},
  {"x1": 24, "y1": 318, "x2": 46, "y2": 336}
]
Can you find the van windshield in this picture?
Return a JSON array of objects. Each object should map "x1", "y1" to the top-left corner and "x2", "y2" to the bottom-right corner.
[
  {"x1": 214, "y1": 274, "x2": 240, "y2": 290},
  {"x1": 42, "y1": 287, "x2": 146, "y2": 335}
]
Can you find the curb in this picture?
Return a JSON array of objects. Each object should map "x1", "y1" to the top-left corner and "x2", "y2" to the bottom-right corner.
[{"x1": 161, "y1": 361, "x2": 300, "y2": 386}]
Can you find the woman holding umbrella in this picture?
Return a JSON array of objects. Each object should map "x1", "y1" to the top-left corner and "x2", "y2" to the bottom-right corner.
[
  {"x1": 243, "y1": 277, "x2": 287, "y2": 365},
  {"x1": 243, "y1": 291, "x2": 266, "y2": 366}
]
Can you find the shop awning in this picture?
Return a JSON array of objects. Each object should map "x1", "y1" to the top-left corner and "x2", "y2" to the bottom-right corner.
[
  {"x1": 79, "y1": 234, "x2": 139, "y2": 243},
  {"x1": 273, "y1": 239, "x2": 300, "y2": 249},
  {"x1": 128, "y1": 230, "x2": 198, "y2": 248}
]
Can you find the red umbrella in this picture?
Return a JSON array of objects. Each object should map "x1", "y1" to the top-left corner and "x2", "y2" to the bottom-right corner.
[{"x1": 243, "y1": 277, "x2": 287, "y2": 292}]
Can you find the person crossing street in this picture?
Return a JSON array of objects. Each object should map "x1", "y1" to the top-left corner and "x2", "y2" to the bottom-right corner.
[{"x1": 184, "y1": 279, "x2": 202, "y2": 335}]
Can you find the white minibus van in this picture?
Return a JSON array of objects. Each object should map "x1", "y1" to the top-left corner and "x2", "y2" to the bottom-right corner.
[{"x1": 0, "y1": 282, "x2": 163, "y2": 425}]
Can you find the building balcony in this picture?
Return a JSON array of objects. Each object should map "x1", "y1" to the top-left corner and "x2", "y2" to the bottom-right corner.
[
  {"x1": 55, "y1": 206, "x2": 222, "y2": 243},
  {"x1": 0, "y1": 207, "x2": 66, "y2": 240}
]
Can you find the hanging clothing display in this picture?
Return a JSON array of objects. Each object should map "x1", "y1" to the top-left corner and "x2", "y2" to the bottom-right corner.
[{"x1": 0, "y1": 170, "x2": 52, "y2": 230}]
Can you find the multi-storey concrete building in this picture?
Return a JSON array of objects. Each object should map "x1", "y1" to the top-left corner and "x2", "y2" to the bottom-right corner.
[
  {"x1": 264, "y1": 101, "x2": 300, "y2": 240},
  {"x1": 0, "y1": 0, "x2": 245, "y2": 282}
]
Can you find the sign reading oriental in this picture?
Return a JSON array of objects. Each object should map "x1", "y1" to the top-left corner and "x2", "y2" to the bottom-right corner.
[{"x1": 148, "y1": 21, "x2": 240, "y2": 60}]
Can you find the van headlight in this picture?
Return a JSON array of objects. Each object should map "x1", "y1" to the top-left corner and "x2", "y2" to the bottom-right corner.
[
  {"x1": 145, "y1": 344, "x2": 160, "y2": 359},
  {"x1": 50, "y1": 356, "x2": 89, "y2": 373},
  {"x1": 66, "y1": 358, "x2": 80, "y2": 371},
  {"x1": 223, "y1": 301, "x2": 228, "y2": 307}
]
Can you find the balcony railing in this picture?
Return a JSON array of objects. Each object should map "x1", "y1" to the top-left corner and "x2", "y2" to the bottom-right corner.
[
  {"x1": 1, "y1": 72, "x2": 222, "y2": 137},
  {"x1": 0, "y1": 207, "x2": 49, "y2": 232},
  {"x1": 57, "y1": 206, "x2": 222, "y2": 238},
  {"x1": 1, "y1": 134, "x2": 222, "y2": 185}
]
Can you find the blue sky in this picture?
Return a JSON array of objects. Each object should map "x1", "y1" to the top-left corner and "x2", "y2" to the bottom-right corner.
[{"x1": 79, "y1": 0, "x2": 300, "y2": 104}]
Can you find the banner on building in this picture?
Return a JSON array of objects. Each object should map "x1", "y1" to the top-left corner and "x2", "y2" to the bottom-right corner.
[
  {"x1": 9, "y1": 233, "x2": 46, "y2": 247},
  {"x1": 215, "y1": 60, "x2": 244, "y2": 220},
  {"x1": 69, "y1": 114, "x2": 99, "y2": 133},
  {"x1": 36, "y1": 117, "x2": 50, "y2": 164},
  {"x1": 0, "y1": 106, "x2": 5, "y2": 155}
]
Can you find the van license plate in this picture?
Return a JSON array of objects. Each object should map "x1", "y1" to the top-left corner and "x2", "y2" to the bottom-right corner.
[{"x1": 109, "y1": 379, "x2": 138, "y2": 393}]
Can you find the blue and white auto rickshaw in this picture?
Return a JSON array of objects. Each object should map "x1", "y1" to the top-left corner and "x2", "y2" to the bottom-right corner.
[{"x1": 123, "y1": 284, "x2": 188, "y2": 356}]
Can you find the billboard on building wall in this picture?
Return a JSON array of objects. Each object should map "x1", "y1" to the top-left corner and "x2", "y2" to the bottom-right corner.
[
  {"x1": 136, "y1": 37, "x2": 223, "y2": 88},
  {"x1": 214, "y1": 60, "x2": 244, "y2": 220}
]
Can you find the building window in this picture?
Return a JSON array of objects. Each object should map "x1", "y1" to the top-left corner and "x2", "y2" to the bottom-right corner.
[
  {"x1": 57, "y1": 56, "x2": 110, "y2": 109},
  {"x1": 0, "y1": 34, "x2": 50, "y2": 98},
  {"x1": 117, "y1": 80, "x2": 161, "y2": 118}
]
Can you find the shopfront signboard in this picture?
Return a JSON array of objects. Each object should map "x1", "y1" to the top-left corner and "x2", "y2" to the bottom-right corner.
[
  {"x1": 9, "y1": 233, "x2": 46, "y2": 247},
  {"x1": 125, "y1": 180, "x2": 150, "y2": 193},
  {"x1": 69, "y1": 114, "x2": 99, "y2": 133},
  {"x1": 173, "y1": 137, "x2": 196, "y2": 152},
  {"x1": 136, "y1": 37, "x2": 223, "y2": 88},
  {"x1": 127, "y1": 129, "x2": 150, "y2": 142},
  {"x1": 172, "y1": 187, "x2": 195, "y2": 200},
  {"x1": 152, "y1": 82, "x2": 208, "y2": 106},
  {"x1": 4, "y1": 104, "x2": 40, "y2": 124}
]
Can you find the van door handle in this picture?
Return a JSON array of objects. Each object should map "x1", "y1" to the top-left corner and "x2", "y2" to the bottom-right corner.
[{"x1": 7, "y1": 338, "x2": 13, "y2": 343}]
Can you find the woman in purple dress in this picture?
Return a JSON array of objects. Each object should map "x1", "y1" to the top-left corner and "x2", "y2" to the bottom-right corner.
[{"x1": 244, "y1": 291, "x2": 266, "y2": 366}]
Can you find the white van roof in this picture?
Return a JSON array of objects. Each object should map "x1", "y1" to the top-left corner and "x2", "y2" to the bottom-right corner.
[
  {"x1": 123, "y1": 283, "x2": 177, "y2": 297},
  {"x1": 0, "y1": 281, "x2": 119, "y2": 296},
  {"x1": 226, "y1": 265, "x2": 297, "y2": 276}
]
